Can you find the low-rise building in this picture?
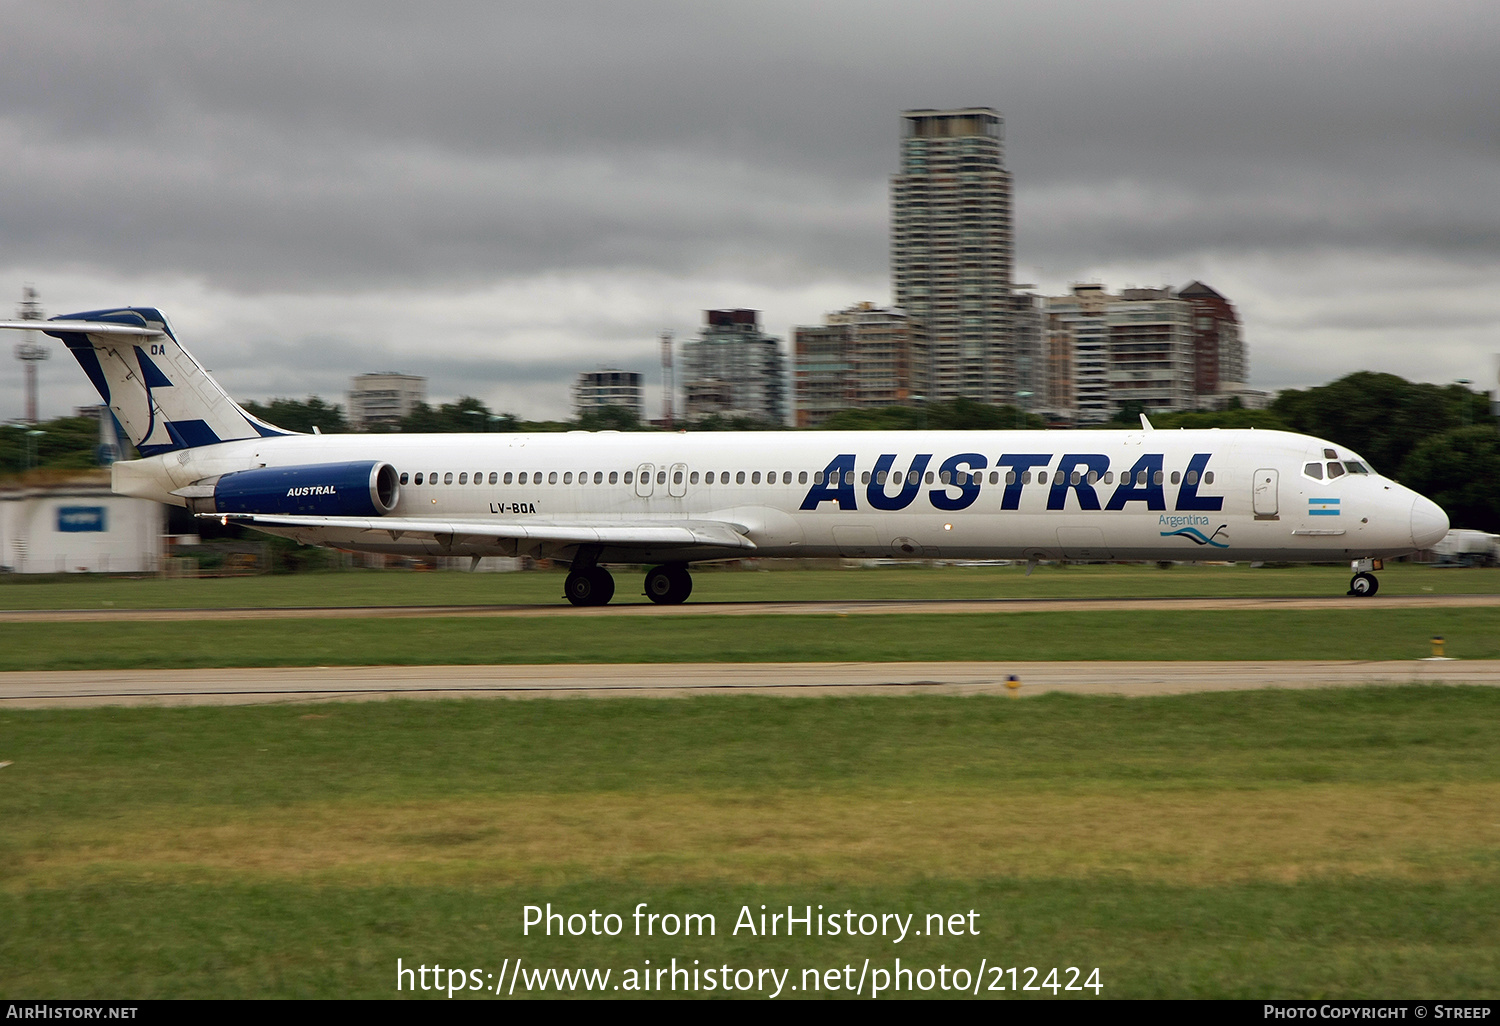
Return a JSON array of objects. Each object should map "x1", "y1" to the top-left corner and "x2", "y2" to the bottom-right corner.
[
  {"x1": 0, "y1": 472, "x2": 164, "y2": 573},
  {"x1": 348, "y1": 373, "x2": 427, "y2": 431},
  {"x1": 573, "y1": 369, "x2": 644, "y2": 421},
  {"x1": 792, "y1": 303, "x2": 926, "y2": 427}
]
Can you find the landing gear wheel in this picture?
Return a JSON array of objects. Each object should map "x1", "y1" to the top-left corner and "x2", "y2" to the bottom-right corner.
[
  {"x1": 1348, "y1": 571, "x2": 1379, "y2": 597},
  {"x1": 564, "y1": 567, "x2": 615, "y2": 606},
  {"x1": 644, "y1": 564, "x2": 693, "y2": 605}
]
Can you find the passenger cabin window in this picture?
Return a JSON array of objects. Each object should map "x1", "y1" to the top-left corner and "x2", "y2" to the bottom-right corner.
[
  {"x1": 444, "y1": 472, "x2": 454, "y2": 485},
  {"x1": 674, "y1": 470, "x2": 684, "y2": 485},
  {"x1": 690, "y1": 471, "x2": 699, "y2": 484},
  {"x1": 549, "y1": 472, "x2": 558, "y2": 484},
  {"x1": 1169, "y1": 471, "x2": 1180, "y2": 485},
  {"x1": 860, "y1": 471, "x2": 869, "y2": 484},
  {"x1": 737, "y1": 471, "x2": 746, "y2": 484},
  {"x1": 657, "y1": 471, "x2": 666, "y2": 485},
  {"x1": 1304, "y1": 463, "x2": 1323, "y2": 480},
  {"x1": 1326, "y1": 462, "x2": 1345, "y2": 479},
  {"x1": 812, "y1": 471, "x2": 824, "y2": 485},
  {"x1": 752, "y1": 471, "x2": 761, "y2": 484},
  {"x1": 413, "y1": 473, "x2": 422, "y2": 485},
  {"x1": 799, "y1": 471, "x2": 808, "y2": 484},
  {"x1": 400, "y1": 472, "x2": 409, "y2": 485},
  {"x1": 624, "y1": 471, "x2": 633, "y2": 484},
  {"x1": 459, "y1": 473, "x2": 468, "y2": 484},
  {"x1": 503, "y1": 472, "x2": 513, "y2": 484},
  {"x1": 594, "y1": 472, "x2": 603, "y2": 484},
  {"x1": 1204, "y1": 472, "x2": 1214, "y2": 484},
  {"x1": 609, "y1": 471, "x2": 618, "y2": 484},
  {"x1": 563, "y1": 472, "x2": 572, "y2": 484}
]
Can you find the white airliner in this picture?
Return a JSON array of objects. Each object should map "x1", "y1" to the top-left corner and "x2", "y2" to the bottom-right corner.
[{"x1": 1, "y1": 307, "x2": 1449, "y2": 604}]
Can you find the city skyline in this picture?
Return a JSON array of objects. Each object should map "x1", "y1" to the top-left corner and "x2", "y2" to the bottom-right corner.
[{"x1": 2, "y1": 1, "x2": 1497, "y2": 423}]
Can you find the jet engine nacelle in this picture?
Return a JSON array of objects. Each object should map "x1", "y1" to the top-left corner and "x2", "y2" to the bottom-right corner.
[{"x1": 194, "y1": 461, "x2": 401, "y2": 517}]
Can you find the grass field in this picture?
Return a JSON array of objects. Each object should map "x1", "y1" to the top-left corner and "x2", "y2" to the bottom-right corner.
[
  {"x1": 1, "y1": 607, "x2": 1497, "y2": 669},
  {"x1": 3, "y1": 688, "x2": 1498, "y2": 998},
  {"x1": 0, "y1": 561, "x2": 1497, "y2": 610}
]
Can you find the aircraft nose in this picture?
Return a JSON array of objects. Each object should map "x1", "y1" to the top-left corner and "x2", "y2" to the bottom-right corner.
[{"x1": 1410, "y1": 494, "x2": 1449, "y2": 550}]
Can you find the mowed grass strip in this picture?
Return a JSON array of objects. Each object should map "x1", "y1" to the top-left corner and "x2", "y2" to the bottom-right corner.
[
  {"x1": 1, "y1": 607, "x2": 1498, "y2": 669},
  {"x1": 7, "y1": 689, "x2": 1500, "y2": 813},
  {"x1": 11, "y1": 785, "x2": 1500, "y2": 890},
  {"x1": 6, "y1": 879, "x2": 1498, "y2": 999},
  {"x1": 4, "y1": 689, "x2": 1500, "y2": 998},
  {"x1": 1, "y1": 562, "x2": 1496, "y2": 610}
]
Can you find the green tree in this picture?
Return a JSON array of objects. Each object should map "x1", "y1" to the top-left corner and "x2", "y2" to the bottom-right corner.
[
  {"x1": 241, "y1": 397, "x2": 348, "y2": 434},
  {"x1": 399, "y1": 397, "x2": 493, "y2": 433},
  {"x1": 577, "y1": 405, "x2": 644, "y2": 431},
  {"x1": 1271, "y1": 373, "x2": 1493, "y2": 476},
  {"x1": 690, "y1": 414, "x2": 784, "y2": 431},
  {"x1": 1399, "y1": 426, "x2": 1500, "y2": 533},
  {"x1": 0, "y1": 415, "x2": 110, "y2": 475}
]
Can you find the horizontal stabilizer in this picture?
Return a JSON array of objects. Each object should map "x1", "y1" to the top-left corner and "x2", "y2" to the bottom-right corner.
[{"x1": 0, "y1": 319, "x2": 163, "y2": 337}]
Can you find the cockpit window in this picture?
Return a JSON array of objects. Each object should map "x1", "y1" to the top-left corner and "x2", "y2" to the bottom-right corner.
[
  {"x1": 1326, "y1": 462, "x2": 1346, "y2": 479},
  {"x1": 1343, "y1": 461, "x2": 1369, "y2": 474},
  {"x1": 1304, "y1": 462, "x2": 1323, "y2": 480}
]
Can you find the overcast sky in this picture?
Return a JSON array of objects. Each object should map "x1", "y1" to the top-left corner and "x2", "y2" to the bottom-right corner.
[{"x1": 2, "y1": 0, "x2": 1498, "y2": 423}]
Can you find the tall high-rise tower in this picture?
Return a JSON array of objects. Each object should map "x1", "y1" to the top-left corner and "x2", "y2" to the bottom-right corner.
[{"x1": 892, "y1": 108, "x2": 1014, "y2": 404}]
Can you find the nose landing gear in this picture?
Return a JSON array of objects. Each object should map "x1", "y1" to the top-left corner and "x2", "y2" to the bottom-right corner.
[{"x1": 1347, "y1": 558, "x2": 1382, "y2": 597}]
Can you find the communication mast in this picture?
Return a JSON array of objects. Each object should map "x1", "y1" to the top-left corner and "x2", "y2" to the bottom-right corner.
[
  {"x1": 660, "y1": 330, "x2": 675, "y2": 427},
  {"x1": 13, "y1": 285, "x2": 48, "y2": 425}
]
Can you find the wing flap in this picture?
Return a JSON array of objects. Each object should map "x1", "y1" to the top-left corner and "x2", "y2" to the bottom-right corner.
[{"x1": 202, "y1": 513, "x2": 757, "y2": 550}]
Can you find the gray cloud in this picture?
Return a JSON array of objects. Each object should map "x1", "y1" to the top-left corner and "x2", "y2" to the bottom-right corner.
[{"x1": 2, "y1": 0, "x2": 1498, "y2": 418}]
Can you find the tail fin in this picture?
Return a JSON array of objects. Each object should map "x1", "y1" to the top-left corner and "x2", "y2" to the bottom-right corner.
[{"x1": 9, "y1": 307, "x2": 291, "y2": 455}]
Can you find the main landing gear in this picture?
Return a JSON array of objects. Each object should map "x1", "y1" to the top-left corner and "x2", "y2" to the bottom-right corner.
[
  {"x1": 644, "y1": 563, "x2": 693, "y2": 605},
  {"x1": 564, "y1": 566, "x2": 615, "y2": 607},
  {"x1": 1348, "y1": 558, "x2": 1382, "y2": 597},
  {"x1": 562, "y1": 557, "x2": 693, "y2": 607}
]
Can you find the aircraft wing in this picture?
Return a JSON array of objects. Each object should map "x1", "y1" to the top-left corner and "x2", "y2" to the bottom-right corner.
[{"x1": 205, "y1": 513, "x2": 757, "y2": 552}]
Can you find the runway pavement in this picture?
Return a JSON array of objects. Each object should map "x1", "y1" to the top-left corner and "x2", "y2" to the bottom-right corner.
[
  {"x1": 2, "y1": 593, "x2": 1498, "y2": 621},
  {"x1": 2, "y1": 659, "x2": 1497, "y2": 708}
]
